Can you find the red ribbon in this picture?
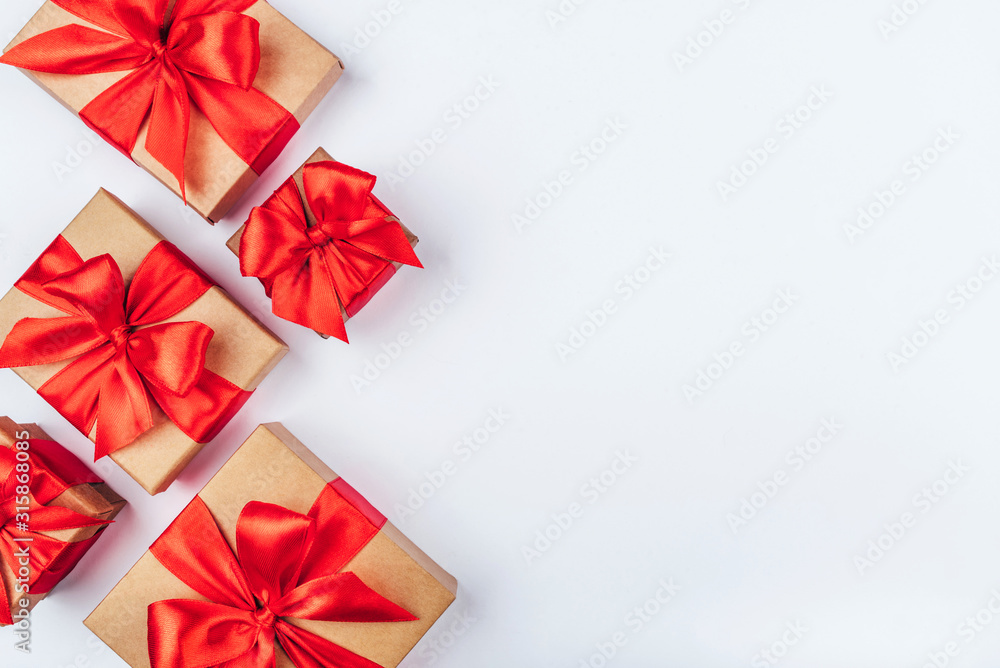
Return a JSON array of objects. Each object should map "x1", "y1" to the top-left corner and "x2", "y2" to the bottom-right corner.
[
  {"x1": 239, "y1": 161, "x2": 422, "y2": 342},
  {"x1": 0, "y1": 237, "x2": 252, "y2": 460},
  {"x1": 0, "y1": 0, "x2": 299, "y2": 200},
  {"x1": 148, "y1": 482, "x2": 417, "y2": 667},
  {"x1": 0, "y1": 439, "x2": 111, "y2": 625}
]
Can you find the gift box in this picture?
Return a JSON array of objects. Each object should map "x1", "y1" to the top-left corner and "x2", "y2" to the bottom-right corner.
[
  {"x1": 1, "y1": 0, "x2": 344, "y2": 223},
  {"x1": 0, "y1": 417, "x2": 125, "y2": 628},
  {"x1": 227, "y1": 148, "x2": 422, "y2": 342},
  {"x1": 0, "y1": 190, "x2": 288, "y2": 495},
  {"x1": 85, "y1": 422, "x2": 458, "y2": 667}
]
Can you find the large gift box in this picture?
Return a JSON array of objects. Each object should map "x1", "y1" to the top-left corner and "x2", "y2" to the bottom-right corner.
[
  {"x1": 1, "y1": 0, "x2": 344, "y2": 222},
  {"x1": 227, "y1": 148, "x2": 422, "y2": 342},
  {"x1": 0, "y1": 417, "x2": 125, "y2": 629},
  {"x1": 0, "y1": 190, "x2": 288, "y2": 494},
  {"x1": 85, "y1": 423, "x2": 458, "y2": 667}
]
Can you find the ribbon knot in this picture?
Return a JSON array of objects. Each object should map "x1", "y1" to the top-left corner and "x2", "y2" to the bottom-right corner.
[
  {"x1": 239, "y1": 161, "x2": 422, "y2": 342},
  {"x1": 150, "y1": 39, "x2": 168, "y2": 60},
  {"x1": 0, "y1": 237, "x2": 253, "y2": 461},
  {"x1": 0, "y1": 0, "x2": 300, "y2": 202},
  {"x1": 307, "y1": 223, "x2": 336, "y2": 247},
  {"x1": 109, "y1": 325, "x2": 134, "y2": 350},
  {"x1": 252, "y1": 604, "x2": 277, "y2": 628}
]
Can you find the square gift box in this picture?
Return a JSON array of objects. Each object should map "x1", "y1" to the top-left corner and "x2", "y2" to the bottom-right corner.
[
  {"x1": 0, "y1": 190, "x2": 288, "y2": 495},
  {"x1": 85, "y1": 422, "x2": 458, "y2": 667},
  {"x1": 227, "y1": 147, "x2": 422, "y2": 342},
  {"x1": 1, "y1": 0, "x2": 344, "y2": 222},
  {"x1": 0, "y1": 417, "x2": 125, "y2": 628}
]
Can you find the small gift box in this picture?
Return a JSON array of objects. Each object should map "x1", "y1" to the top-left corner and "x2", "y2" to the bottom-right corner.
[
  {"x1": 0, "y1": 417, "x2": 125, "y2": 629},
  {"x1": 227, "y1": 148, "x2": 422, "y2": 343},
  {"x1": 0, "y1": 190, "x2": 288, "y2": 495},
  {"x1": 86, "y1": 423, "x2": 458, "y2": 667},
  {"x1": 1, "y1": 0, "x2": 343, "y2": 223}
]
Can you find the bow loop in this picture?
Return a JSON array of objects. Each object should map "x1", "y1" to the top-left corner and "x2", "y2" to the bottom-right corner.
[
  {"x1": 127, "y1": 321, "x2": 213, "y2": 397},
  {"x1": 303, "y1": 162, "x2": 376, "y2": 224},
  {"x1": 168, "y1": 12, "x2": 260, "y2": 89}
]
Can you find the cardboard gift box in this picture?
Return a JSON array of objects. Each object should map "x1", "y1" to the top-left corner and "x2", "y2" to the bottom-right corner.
[
  {"x1": 1, "y1": 0, "x2": 344, "y2": 223},
  {"x1": 227, "y1": 147, "x2": 422, "y2": 342},
  {"x1": 86, "y1": 423, "x2": 458, "y2": 667},
  {"x1": 0, "y1": 190, "x2": 288, "y2": 495},
  {"x1": 0, "y1": 417, "x2": 125, "y2": 628}
]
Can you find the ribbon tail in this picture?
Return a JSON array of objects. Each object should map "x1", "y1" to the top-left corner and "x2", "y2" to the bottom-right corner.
[
  {"x1": 147, "y1": 369, "x2": 252, "y2": 446},
  {"x1": 271, "y1": 258, "x2": 350, "y2": 342},
  {"x1": 145, "y1": 65, "x2": 192, "y2": 202},
  {"x1": 0, "y1": 25, "x2": 149, "y2": 74},
  {"x1": 92, "y1": 359, "x2": 155, "y2": 460},
  {"x1": 37, "y1": 348, "x2": 115, "y2": 453},
  {"x1": 80, "y1": 64, "x2": 158, "y2": 160},
  {"x1": 346, "y1": 220, "x2": 422, "y2": 268},
  {"x1": 277, "y1": 621, "x2": 386, "y2": 668},
  {"x1": 184, "y1": 73, "x2": 299, "y2": 175}
]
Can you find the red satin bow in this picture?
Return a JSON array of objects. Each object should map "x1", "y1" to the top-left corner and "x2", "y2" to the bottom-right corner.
[
  {"x1": 0, "y1": 440, "x2": 110, "y2": 625},
  {"x1": 0, "y1": 237, "x2": 252, "y2": 460},
  {"x1": 148, "y1": 483, "x2": 417, "y2": 667},
  {"x1": 240, "y1": 161, "x2": 422, "y2": 342},
  {"x1": 0, "y1": 0, "x2": 298, "y2": 199}
]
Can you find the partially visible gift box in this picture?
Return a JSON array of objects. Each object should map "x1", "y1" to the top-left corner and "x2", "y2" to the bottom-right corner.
[
  {"x1": 0, "y1": 417, "x2": 125, "y2": 629},
  {"x1": 0, "y1": 190, "x2": 288, "y2": 495},
  {"x1": 85, "y1": 422, "x2": 458, "y2": 667},
  {"x1": 1, "y1": 0, "x2": 344, "y2": 223},
  {"x1": 227, "y1": 147, "x2": 422, "y2": 342}
]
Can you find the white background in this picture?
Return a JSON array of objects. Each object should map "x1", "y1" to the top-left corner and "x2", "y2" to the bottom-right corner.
[{"x1": 1, "y1": 0, "x2": 1000, "y2": 666}]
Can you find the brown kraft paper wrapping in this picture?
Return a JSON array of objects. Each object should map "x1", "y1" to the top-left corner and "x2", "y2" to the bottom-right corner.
[
  {"x1": 227, "y1": 147, "x2": 420, "y2": 337},
  {"x1": 85, "y1": 423, "x2": 458, "y2": 667},
  {"x1": 0, "y1": 417, "x2": 126, "y2": 624},
  {"x1": 0, "y1": 190, "x2": 288, "y2": 494},
  {"x1": 4, "y1": 1, "x2": 344, "y2": 223}
]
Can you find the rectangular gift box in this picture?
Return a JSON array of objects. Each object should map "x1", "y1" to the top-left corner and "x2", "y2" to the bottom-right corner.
[
  {"x1": 4, "y1": 1, "x2": 344, "y2": 223},
  {"x1": 85, "y1": 423, "x2": 458, "y2": 667},
  {"x1": 0, "y1": 417, "x2": 126, "y2": 626},
  {"x1": 0, "y1": 190, "x2": 288, "y2": 495},
  {"x1": 227, "y1": 147, "x2": 420, "y2": 339}
]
